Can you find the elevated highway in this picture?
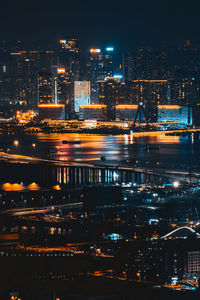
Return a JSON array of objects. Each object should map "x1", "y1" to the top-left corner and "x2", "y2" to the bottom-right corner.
[
  {"x1": 0, "y1": 202, "x2": 83, "y2": 216},
  {"x1": 0, "y1": 152, "x2": 199, "y2": 186}
]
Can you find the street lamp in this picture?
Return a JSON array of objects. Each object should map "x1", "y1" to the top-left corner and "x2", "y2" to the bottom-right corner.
[
  {"x1": 173, "y1": 181, "x2": 179, "y2": 188},
  {"x1": 137, "y1": 272, "x2": 141, "y2": 282},
  {"x1": 32, "y1": 143, "x2": 36, "y2": 157},
  {"x1": 14, "y1": 140, "x2": 19, "y2": 147}
]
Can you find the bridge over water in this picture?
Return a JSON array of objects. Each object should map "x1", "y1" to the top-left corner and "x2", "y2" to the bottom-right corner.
[{"x1": 0, "y1": 152, "x2": 198, "y2": 187}]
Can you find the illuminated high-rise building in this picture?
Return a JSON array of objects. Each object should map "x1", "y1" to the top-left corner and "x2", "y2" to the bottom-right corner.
[
  {"x1": 87, "y1": 48, "x2": 103, "y2": 102},
  {"x1": 38, "y1": 70, "x2": 54, "y2": 104},
  {"x1": 38, "y1": 68, "x2": 67, "y2": 120},
  {"x1": 127, "y1": 80, "x2": 168, "y2": 122},
  {"x1": 8, "y1": 50, "x2": 29, "y2": 105},
  {"x1": 5, "y1": 47, "x2": 56, "y2": 108},
  {"x1": 123, "y1": 47, "x2": 168, "y2": 81},
  {"x1": 52, "y1": 67, "x2": 73, "y2": 118},
  {"x1": 74, "y1": 81, "x2": 90, "y2": 113},
  {"x1": 87, "y1": 47, "x2": 114, "y2": 102},
  {"x1": 58, "y1": 38, "x2": 80, "y2": 82},
  {"x1": 103, "y1": 47, "x2": 114, "y2": 78},
  {"x1": 98, "y1": 77, "x2": 126, "y2": 120}
]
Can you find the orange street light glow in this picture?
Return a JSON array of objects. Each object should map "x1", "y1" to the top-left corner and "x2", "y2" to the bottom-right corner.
[
  {"x1": 28, "y1": 183, "x2": 40, "y2": 191},
  {"x1": 158, "y1": 105, "x2": 181, "y2": 109},
  {"x1": 79, "y1": 105, "x2": 107, "y2": 109},
  {"x1": 38, "y1": 104, "x2": 65, "y2": 108},
  {"x1": 57, "y1": 68, "x2": 66, "y2": 74}
]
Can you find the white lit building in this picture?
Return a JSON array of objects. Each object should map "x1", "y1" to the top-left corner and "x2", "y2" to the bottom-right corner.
[
  {"x1": 74, "y1": 81, "x2": 90, "y2": 113},
  {"x1": 187, "y1": 251, "x2": 200, "y2": 278}
]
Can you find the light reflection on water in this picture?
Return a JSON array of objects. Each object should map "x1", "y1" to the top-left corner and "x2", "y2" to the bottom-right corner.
[
  {"x1": 0, "y1": 132, "x2": 200, "y2": 167},
  {"x1": 36, "y1": 133, "x2": 182, "y2": 163}
]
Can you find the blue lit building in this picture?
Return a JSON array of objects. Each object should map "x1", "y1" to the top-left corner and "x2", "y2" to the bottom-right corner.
[{"x1": 157, "y1": 105, "x2": 192, "y2": 126}]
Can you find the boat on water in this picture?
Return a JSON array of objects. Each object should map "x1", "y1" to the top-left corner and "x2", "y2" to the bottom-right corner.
[
  {"x1": 143, "y1": 145, "x2": 160, "y2": 151},
  {"x1": 62, "y1": 140, "x2": 81, "y2": 144},
  {"x1": 100, "y1": 155, "x2": 106, "y2": 161}
]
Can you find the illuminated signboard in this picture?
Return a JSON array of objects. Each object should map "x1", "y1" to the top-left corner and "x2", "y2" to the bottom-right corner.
[
  {"x1": 57, "y1": 68, "x2": 66, "y2": 74},
  {"x1": 90, "y1": 48, "x2": 101, "y2": 53},
  {"x1": 60, "y1": 40, "x2": 66, "y2": 44},
  {"x1": 106, "y1": 47, "x2": 114, "y2": 51},
  {"x1": 114, "y1": 74, "x2": 123, "y2": 79}
]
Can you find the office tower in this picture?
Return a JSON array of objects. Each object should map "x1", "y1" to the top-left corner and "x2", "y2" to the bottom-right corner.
[
  {"x1": 53, "y1": 67, "x2": 73, "y2": 118},
  {"x1": 166, "y1": 41, "x2": 200, "y2": 81},
  {"x1": 7, "y1": 48, "x2": 47, "y2": 108},
  {"x1": 8, "y1": 50, "x2": 29, "y2": 105},
  {"x1": 187, "y1": 251, "x2": 200, "y2": 278},
  {"x1": 58, "y1": 38, "x2": 80, "y2": 82},
  {"x1": 87, "y1": 47, "x2": 114, "y2": 102},
  {"x1": 38, "y1": 70, "x2": 54, "y2": 104},
  {"x1": 0, "y1": 41, "x2": 12, "y2": 105},
  {"x1": 87, "y1": 48, "x2": 104, "y2": 102},
  {"x1": 0, "y1": 43, "x2": 60, "y2": 109},
  {"x1": 38, "y1": 69, "x2": 66, "y2": 121},
  {"x1": 74, "y1": 81, "x2": 90, "y2": 113},
  {"x1": 123, "y1": 47, "x2": 168, "y2": 81},
  {"x1": 39, "y1": 49, "x2": 57, "y2": 72},
  {"x1": 98, "y1": 77, "x2": 126, "y2": 120},
  {"x1": 103, "y1": 47, "x2": 114, "y2": 78},
  {"x1": 169, "y1": 77, "x2": 196, "y2": 106},
  {"x1": 127, "y1": 80, "x2": 168, "y2": 122},
  {"x1": 55, "y1": 67, "x2": 72, "y2": 104},
  {"x1": 122, "y1": 50, "x2": 135, "y2": 81},
  {"x1": 24, "y1": 49, "x2": 44, "y2": 108}
]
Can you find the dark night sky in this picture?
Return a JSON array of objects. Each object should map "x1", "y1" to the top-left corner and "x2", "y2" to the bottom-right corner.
[{"x1": 0, "y1": 0, "x2": 200, "y2": 48}]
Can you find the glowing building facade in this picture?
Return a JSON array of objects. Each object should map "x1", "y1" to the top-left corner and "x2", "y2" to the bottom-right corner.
[
  {"x1": 38, "y1": 70, "x2": 54, "y2": 104},
  {"x1": 79, "y1": 104, "x2": 107, "y2": 120},
  {"x1": 127, "y1": 80, "x2": 168, "y2": 122},
  {"x1": 58, "y1": 38, "x2": 80, "y2": 82},
  {"x1": 98, "y1": 78, "x2": 126, "y2": 120},
  {"x1": 74, "y1": 81, "x2": 90, "y2": 113},
  {"x1": 38, "y1": 104, "x2": 65, "y2": 120},
  {"x1": 87, "y1": 47, "x2": 114, "y2": 102},
  {"x1": 157, "y1": 105, "x2": 192, "y2": 125},
  {"x1": 116, "y1": 105, "x2": 138, "y2": 120}
]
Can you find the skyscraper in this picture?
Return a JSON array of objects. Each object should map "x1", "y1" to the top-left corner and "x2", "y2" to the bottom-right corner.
[
  {"x1": 122, "y1": 47, "x2": 168, "y2": 81},
  {"x1": 0, "y1": 42, "x2": 11, "y2": 105},
  {"x1": 87, "y1": 47, "x2": 114, "y2": 102},
  {"x1": 58, "y1": 38, "x2": 80, "y2": 82},
  {"x1": 38, "y1": 70, "x2": 54, "y2": 104},
  {"x1": 74, "y1": 81, "x2": 90, "y2": 113},
  {"x1": 127, "y1": 80, "x2": 168, "y2": 122},
  {"x1": 98, "y1": 77, "x2": 126, "y2": 120}
]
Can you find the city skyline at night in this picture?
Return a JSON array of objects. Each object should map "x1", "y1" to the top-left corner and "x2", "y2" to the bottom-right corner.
[{"x1": 2, "y1": 1, "x2": 200, "y2": 299}]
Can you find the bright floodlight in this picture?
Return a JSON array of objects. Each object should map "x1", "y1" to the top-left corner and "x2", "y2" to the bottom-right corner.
[{"x1": 173, "y1": 181, "x2": 179, "y2": 188}]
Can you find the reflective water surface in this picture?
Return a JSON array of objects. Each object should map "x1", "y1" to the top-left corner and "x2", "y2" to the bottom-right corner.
[{"x1": 0, "y1": 132, "x2": 200, "y2": 168}]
